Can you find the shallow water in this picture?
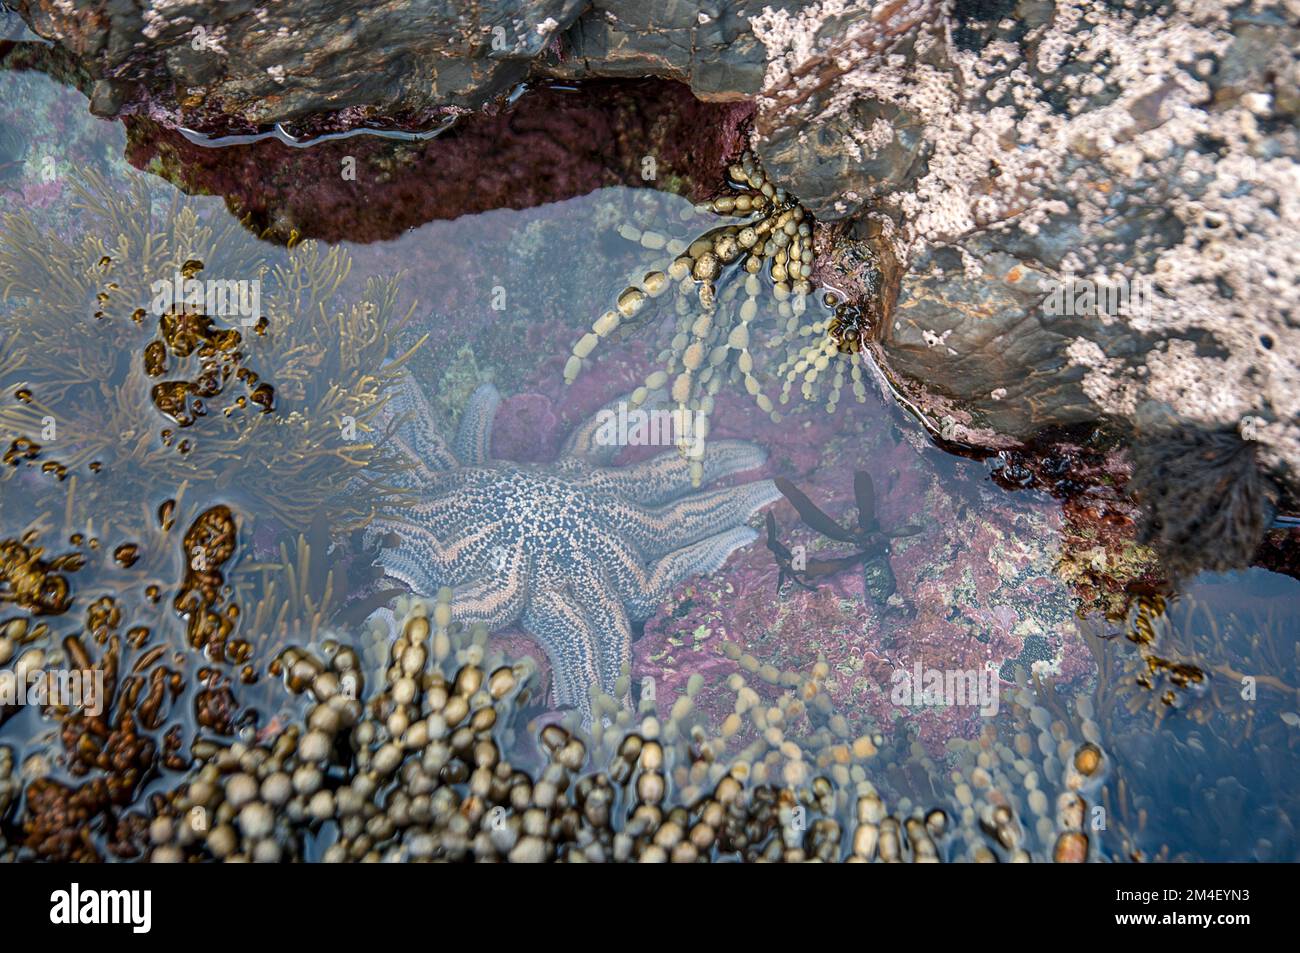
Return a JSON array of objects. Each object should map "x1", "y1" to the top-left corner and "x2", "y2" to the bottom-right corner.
[{"x1": 1, "y1": 58, "x2": 1298, "y2": 862}]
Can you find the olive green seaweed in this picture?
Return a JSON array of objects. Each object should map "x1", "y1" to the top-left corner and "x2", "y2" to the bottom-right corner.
[{"x1": 0, "y1": 169, "x2": 424, "y2": 534}]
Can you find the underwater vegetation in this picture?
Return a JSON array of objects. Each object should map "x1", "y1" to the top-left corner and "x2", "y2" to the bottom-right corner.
[
  {"x1": 563, "y1": 149, "x2": 880, "y2": 479},
  {"x1": 1092, "y1": 576, "x2": 1299, "y2": 729},
  {"x1": 946, "y1": 668, "x2": 1111, "y2": 863},
  {"x1": 0, "y1": 168, "x2": 421, "y2": 536},
  {"x1": 0, "y1": 168, "x2": 440, "y2": 858},
  {"x1": 987, "y1": 434, "x2": 1165, "y2": 622},
  {"x1": 126, "y1": 594, "x2": 1107, "y2": 863},
  {"x1": 0, "y1": 512, "x2": 251, "y2": 859},
  {"x1": 767, "y1": 470, "x2": 922, "y2": 601},
  {"x1": 926, "y1": 583, "x2": 1297, "y2": 864},
  {"x1": 364, "y1": 370, "x2": 779, "y2": 727},
  {"x1": 4, "y1": 575, "x2": 1288, "y2": 861},
  {"x1": 0, "y1": 500, "x2": 399, "y2": 859},
  {"x1": 1073, "y1": 574, "x2": 1300, "y2": 860},
  {"x1": 1130, "y1": 419, "x2": 1280, "y2": 581},
  {"x1": 137, "y1": 595, "x2": 914, "y2": 862},
  {"x1": 0, "y1": 120, "x2": 25, "y2": 190},
  {"x1": 136, "y1": 580, "x2": 1262, "y2": 865},
  {"x1": 0, "y1": 478, "x2": 404, "y2": 859}
]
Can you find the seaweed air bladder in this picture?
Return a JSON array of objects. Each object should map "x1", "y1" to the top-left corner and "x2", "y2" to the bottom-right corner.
[{"x1": 563, "y1": 150, "x2": 873, "y2": 483}]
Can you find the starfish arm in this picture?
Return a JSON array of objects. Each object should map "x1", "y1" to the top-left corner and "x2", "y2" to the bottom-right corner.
[
  {"x1": 607, "y1": 479, "x2": 781, "y2": 558},
  {"x1": 383, "y1": 436, "x2": 441, "y2": 491},
  {"x1": 521, "y1": 586, "x2": 601, "y2": 726},
  {"x1": 452, "y1": 382, "x2": 500, "y2": 465},
  {"x1": 448, "y1": 542, "x2": 531, "y2": 630},
  {"x1": 383, "y1": 370, "x2": 460, "y2": 471},
  {"x1": 368, "y1": 518, "x2": 509, "y2": 593},
  {"x1": 616, "y1": 526, "x2": 762, "y2": 619},
  {"x1": 372, "y1": 537, "x2": 445, "y2": 596},
  {"x1": 568, "y1": 558, "x2": 634, "y2": 706},
  {"x1": 576, "y1": 440, "x2": 768, "y2": 505},
  {"x1": 380, "y1": 451, "x2": 481, "y2": 497},
  {"x1": 559, "y1": 388, "x2": 665, "y2": 463},
  {"x1": 378, "y1": 468, "x2": 525, "y2": 546},
  {"x1": 376, "y1": 481, "x2": 491, "y2": 537}
]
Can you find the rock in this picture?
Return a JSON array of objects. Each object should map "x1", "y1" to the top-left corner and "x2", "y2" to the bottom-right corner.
[
  {"x1": 11, "y1": 0, "x2": 585, "y2": 127},
  {"x1": 549, "y1": 1, "x2": 770, "y2": 101},
  {"x1": 759, "y1": 96, "x2": 930, "y2": 221},
  {"x1": 9, "y1": 0, "x2": 782, "y2": 131},
  {"x1": 749, "y1": 2, "x2": 940, "y2": 220},
  {"x1": 749, "y1": 1, "x2": 1300, "y2": 499},
  {"x1": 120, "y1": 78, "x2": 752, "y2": 243},
  {"x1": 880, "y1": 234, "x2": 1147, "y2": 443}
]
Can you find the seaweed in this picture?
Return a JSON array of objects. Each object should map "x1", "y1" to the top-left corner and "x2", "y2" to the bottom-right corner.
[
  {"x1": 1130, "y1": 422, "x2": 1278, "y2": 580},
  {"x1": 766, "y1": 469, "x2": 921, "y2": 599},
  {"x1": 0, "y1": 168, "x2": 423, "y2": 535}
]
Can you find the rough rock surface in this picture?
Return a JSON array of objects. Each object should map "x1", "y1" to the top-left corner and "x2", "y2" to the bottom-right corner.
[
  {"x1": 548, "y1": 0, "x2": 775, "y2": 100},
  {"x1": 14, "y1": 0, "x2": 583, "y2": 125},
  {"x1": 10, "y1": 0, "x2": 794, "y2": 129},
  {"x1": 13, "y1": 0, "x2": 1300, "y2": 501},
  {"x1": 749, "y1": 0, "x2": 939, "y2": 220},
  {"x1": 748, "y1": 0, "x2": 1300, "y2": 497}
]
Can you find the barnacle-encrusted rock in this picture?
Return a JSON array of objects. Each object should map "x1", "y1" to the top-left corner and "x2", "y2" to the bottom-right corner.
[
  {"x1": 749, "y1": 0, "x2": 938, "y2": 220},
  {"x1": 749, "y1": 1, "x2": 1300, "y2": 505},
  {"x1": 547, "y1": 1, "x2": 774, "y2": 101}
]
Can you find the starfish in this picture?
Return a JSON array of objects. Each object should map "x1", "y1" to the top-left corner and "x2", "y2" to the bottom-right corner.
[{"x1": 366, "y1": 371, "x2": 780, "y2": 723}]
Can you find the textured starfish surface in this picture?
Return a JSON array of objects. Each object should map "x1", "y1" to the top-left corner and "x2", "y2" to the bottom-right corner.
[{"x1": 367, "y1": 372, "x2": 780, "y2": 722}]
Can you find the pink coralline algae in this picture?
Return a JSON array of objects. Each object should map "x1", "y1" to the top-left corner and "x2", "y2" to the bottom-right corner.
[
  {"x1": 444, "y1": 278, "x2": 1101, "y2": 752},
  {"x1": 625, "y1": 383, "x2": 1095, "y2": 756},
  {"x1": 122, "y1": 81, "x2": 753, "y2": 246},
  {"x1": 0, "y1": 76, "x2": 111, "y2": 220},
  {"x1": 490, "y1": 392, "x2": 562, "y2": 463},
  {"x1": 14, "y1": 178, "x2": 61, "y2": 209}
]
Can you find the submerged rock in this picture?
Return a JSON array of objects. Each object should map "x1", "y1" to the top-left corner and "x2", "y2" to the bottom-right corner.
[{"x1": 121, "y1": 78, "x2": 751, "y2": 244}]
